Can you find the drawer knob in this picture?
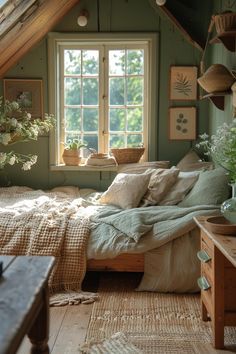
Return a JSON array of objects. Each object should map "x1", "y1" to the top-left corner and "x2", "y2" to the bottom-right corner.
[
  {"x1": 197, "y1": 276, "x2": 211, "y2": 291},
  {"x1": 197, "y1": 250, "x2": 211, "y2": 263}
]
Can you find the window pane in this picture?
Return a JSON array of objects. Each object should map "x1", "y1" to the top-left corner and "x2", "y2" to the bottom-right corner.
[
  {"x1": 127, "y1": 50, "x2": 144, "y2": 75},
  {"x1": 83, "y1": 108, "x2": 98, "y2": 131},
  {"x1": 109, "y1": 135, "x2": 125, "y2": 148},
  {"x1": 64, "y1": 50, "x2": 81, "y2": 75},
  {"x1": 127, "y1": 107, "x2": 142, "y2": 131},
  {"x1": 109, "y1": 108, "x2": 125, "y2": 131},
  {"x1": 109, "y1": 78, "x2": 125, "y2": 105},
  {"x1": 83, "y1": 78, "x2": 98, "y2": 105},
  {"x1": 65, "y1": 107, "x2": 81, "y2": 131},
  {"x1": 127, "y1": 77, "x2": 143, "y2": 105},
  {"x1": 127, "y1": 134, "x2": 142, "y2": 147},
  {"x1": 65, "y1": 133, "x2": 82, "y2": 145},
  {"x1": 83, "y1": 135, "x2": 98, "y2": 151},
  {"x1": 109, "y1": 50, "x2": 125, "y2": 75},
  {"x1": 65, "y1": 78, "x2": 81, "y2": 105},
  {"x1": 82, "y1": 50, "x2": 99, "y2": 75}
]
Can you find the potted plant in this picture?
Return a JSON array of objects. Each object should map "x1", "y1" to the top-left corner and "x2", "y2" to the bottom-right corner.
[{"x1": 62, "y1": 139, "x2": 87, "y2": 166}]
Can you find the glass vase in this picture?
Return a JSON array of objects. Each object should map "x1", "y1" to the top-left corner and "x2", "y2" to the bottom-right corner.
[{"x1": 221, "y1": 183, "x2": 236, "y2": 224}]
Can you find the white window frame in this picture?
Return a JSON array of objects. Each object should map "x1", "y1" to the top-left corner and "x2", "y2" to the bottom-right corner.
[{"x1": 48, "y1": 32, "x2": 158, "y2": 170}]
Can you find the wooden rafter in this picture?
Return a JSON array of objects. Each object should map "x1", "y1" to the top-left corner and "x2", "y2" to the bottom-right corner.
[{"x1": 0, "y1": 0, "x2": 80, "y2": 78}]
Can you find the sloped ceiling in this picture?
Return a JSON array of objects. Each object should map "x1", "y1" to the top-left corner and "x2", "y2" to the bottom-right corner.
[
  {"x1": 150, "y1": 0, "x2": 213, "y2": 51},
  {"x1": 0, "y1": 0, "x2": 80, "y2": 78}
]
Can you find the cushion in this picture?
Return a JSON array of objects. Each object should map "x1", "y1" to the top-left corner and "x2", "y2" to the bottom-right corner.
[
  {"x1": 99, "y1": 172, "x2": 151, "y2": 209},
  {"x1": 178, "y1": 168, "x2": 230, "y2": 207},
  {"x1": 176, "y1": 149, "x2": 213, "y2": 172},
  {"x1": 140, "y1": 168, "x2": 180, "y2": 207},
  {"x1": 117, "y1": 161, "x2": 170, "y2": 174},
  {"x1": 159, "y1": 170, "x2": 200, "y2": 206}
]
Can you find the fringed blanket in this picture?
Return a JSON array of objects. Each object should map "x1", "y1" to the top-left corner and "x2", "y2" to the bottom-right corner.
[{"x1": 0, "y1": 186, "x2": 98, "y2": 306}]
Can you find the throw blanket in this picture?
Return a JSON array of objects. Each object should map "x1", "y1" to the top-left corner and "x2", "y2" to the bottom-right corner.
[{"x1": 0, "y1": 186, "x2": 98, "y2": 306}]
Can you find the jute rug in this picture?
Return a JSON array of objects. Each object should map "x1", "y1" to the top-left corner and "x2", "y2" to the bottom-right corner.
[{"x1": 81, "y1": 273, "x2": 236, "y2": 353}]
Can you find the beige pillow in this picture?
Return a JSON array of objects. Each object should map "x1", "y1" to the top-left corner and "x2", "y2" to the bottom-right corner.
[
  {"x1": 117, "y1": 161, "x2": 170, "y2": 174},
  {"x1": 177, "y1": 150, "x2": 213, "y2": 171},
  {"x1": 159, "y1": 171, "x2": 200, "y2": 206},
  {"x1": 99, "y1": 172, "x2": 151, "y2": 209},
  {"x1": 140, "y1": 168, "x2": 180, "y2": 207}
]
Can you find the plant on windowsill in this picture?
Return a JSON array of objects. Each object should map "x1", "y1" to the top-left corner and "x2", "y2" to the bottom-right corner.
[
  {"x1": 62, "y1": 139, "x2": 87, "y2": 166},
  {"x1": 0, "y1": 97, "x2": 54, "y2": 171}
]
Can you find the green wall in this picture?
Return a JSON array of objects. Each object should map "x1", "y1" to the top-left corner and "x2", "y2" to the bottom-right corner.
[
  {"x1": 0, "y1": 0, "x2": 212, "y2": 189},
  {"x1": 208, "y1": 0, "x2": 236, "y2": 134}
]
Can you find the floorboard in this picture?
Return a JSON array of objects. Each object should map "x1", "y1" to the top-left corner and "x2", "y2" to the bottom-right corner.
[{"x1": 16, "y1": 272, "x2": 236, "y2": 354}]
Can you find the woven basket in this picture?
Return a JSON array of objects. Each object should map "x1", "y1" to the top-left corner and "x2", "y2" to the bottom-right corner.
[
  {"x1": 111, "y1": 147, "x2": 145, "y2": 164},
  {"x1": 62, "y1": 149, "x2": 81, "y2": 165},
  {"x1": 214, "y1": 12, "x2": 236, "y2": 34},
  {"x1": 197, "y1": 64, "x2": 235, "y2": 93}
]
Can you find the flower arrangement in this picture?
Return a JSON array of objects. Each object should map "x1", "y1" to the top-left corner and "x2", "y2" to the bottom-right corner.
[
  {"x1": 196, "y1": 119, "x2": 236, "y2": 182},
  {"x1": 0, "y1": 97, "x2": 54, "y2": 170}
]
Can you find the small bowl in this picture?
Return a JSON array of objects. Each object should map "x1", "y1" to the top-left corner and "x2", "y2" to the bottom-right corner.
[{"x1": 206, "y1": 215, "x2": 236, "y2": 235}]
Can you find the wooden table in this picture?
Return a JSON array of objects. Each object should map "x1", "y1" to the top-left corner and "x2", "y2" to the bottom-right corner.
[
  {"x1": 0, "y1": 255, "x2": 55, "y2": 354},
  {"x1": 194, "y1": 216, "x2": 236, "y2": 349}
]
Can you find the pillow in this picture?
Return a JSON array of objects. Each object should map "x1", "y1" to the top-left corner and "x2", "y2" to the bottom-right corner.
[
  {"x1": 159, "y1": 170, "x2": 200, "y2": 206},
  {"x1": 140, "y1": 168, "x2": 180, "y2": 207},
  {"x1": 178, "y1": 168, "x2": 230, "y2": 207},
  {"x1": 99, "y1": 172, "x2": 151, "y2": 209},
  {"x1": 176, "y1": 149, "x2": 213, "y2": 172},
  {"x1": 117, "y1": 161, "x2": 170, "y2": 174}
]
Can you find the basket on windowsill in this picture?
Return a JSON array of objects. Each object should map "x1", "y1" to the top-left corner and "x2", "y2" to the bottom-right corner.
[{"x1": 111, "y1": 147, "x2": 145, "y2": 164}]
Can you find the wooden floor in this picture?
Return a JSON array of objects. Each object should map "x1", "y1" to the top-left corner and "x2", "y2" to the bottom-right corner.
[{"x1": 17, "y1": 272, "x2": 236, "y2": 354}]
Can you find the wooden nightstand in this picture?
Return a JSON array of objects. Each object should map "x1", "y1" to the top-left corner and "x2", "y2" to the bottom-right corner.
[{"x1": 194, "y1": 216, "x2": 236, "y2": 349}]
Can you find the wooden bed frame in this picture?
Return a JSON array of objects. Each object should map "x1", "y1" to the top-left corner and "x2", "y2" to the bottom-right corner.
[{"x1": 87, "y1": 253, "x2": 144, "y2": 272}]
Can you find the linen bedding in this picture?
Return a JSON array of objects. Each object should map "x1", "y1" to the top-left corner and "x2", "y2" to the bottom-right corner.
[{"x1": 0, "y1": 185, "x2": 220, "y2": 295}]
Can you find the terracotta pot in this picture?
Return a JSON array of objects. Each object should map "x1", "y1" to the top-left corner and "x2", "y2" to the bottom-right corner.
[
  {"x1": 62, "y1": 149, "x2": 81, "y2": 166},
  {"x1": 197, "y1": 64, "x2": 235, "y2": 93}
]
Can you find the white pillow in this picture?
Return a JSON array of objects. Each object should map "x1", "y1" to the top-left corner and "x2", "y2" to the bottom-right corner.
[
  {"x1": 140, "y1": 168, "x2": 180, "y2": 207},
  {"x1": 159, "y1": 171, "x2": 200, "y2": 206},
  {"x1": 99, "y1": 172, "x2": 151, "y2": 209}
]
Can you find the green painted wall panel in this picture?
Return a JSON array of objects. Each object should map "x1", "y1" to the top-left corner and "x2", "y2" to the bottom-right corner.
[{"x1": 0, "y1": 0, "x2": 212, "y2": 189}]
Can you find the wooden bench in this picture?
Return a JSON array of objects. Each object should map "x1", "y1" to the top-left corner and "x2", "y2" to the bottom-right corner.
[{"x1": 0, "y1": 255, "x2": 55, "y2": 354}]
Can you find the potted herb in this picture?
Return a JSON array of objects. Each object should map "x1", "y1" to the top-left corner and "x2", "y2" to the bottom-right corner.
[{"x1": 62, "y1": 139, "x2": 87, "y2": 166}]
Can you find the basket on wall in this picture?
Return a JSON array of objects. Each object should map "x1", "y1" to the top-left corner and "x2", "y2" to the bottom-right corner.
[
  {"x1": 214, "y1": 12, "x2": 236, "y2": 35},
  {"x1": 111, "y1": 147, "x2": 145, "y2": 164}
]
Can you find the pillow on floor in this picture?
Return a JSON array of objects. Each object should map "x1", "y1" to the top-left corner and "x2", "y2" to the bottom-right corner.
[
  {"x1": 178, "y1": 168, "x2": 230, "y2": 207},
  {"x1": 99, "y1": 172, "x2": 151, "y2": 209},
  {"x1": 159, "y1": 170, "x2": 200, "y2": 206},
  {"x1": 140, "y1": 168, "x2": 180, "y2": 207}
]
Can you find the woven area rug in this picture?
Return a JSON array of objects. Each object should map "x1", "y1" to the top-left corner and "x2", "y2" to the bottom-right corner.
[{"x1": 81, "y1": 273, "x2": 236, "y2": 354}]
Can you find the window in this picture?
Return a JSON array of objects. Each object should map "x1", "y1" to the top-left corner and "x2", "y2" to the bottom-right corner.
[{"x1": 48, "y1": 33, "x2": 157, "y2": 168}]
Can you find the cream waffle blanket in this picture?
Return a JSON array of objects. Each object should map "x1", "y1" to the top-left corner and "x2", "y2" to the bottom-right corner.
[{"x1": 0, "y1": 186, "x2": 98, "y2": 306}]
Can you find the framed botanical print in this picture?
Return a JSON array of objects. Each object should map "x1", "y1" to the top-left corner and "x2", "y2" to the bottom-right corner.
[
  {"x1": 169, "y1": 107, "x2": 196, "y2": 140},
  {"x1": 3, "y1": 79, "x2": 43, "y2": 118},
  {"x1": 170, "y1": 66, "x2": 198, "y2": 100}
]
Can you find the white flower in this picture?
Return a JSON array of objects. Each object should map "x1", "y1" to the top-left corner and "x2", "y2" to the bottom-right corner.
[
  {"x1": 0, "y1": 133, "x2": 11, "y2": 145},
  {"x1": 22, "y1": 161, "x2": 32, "y2": 170},
  {"x1": 27, "y1": 113, "x2": 31, "y2": 119},
  {"x1": 0, "y1": 152, "x2": 7, "y2": 164},
  {"x1": 10, "y1": 118, "x2": 18, "y2": 127},
  {"x1": 8, "y1": 156, "x2": 16, "y2": 165},
  {"x1": 30, "y1": 155, "x2": 38, "y2": 164}
]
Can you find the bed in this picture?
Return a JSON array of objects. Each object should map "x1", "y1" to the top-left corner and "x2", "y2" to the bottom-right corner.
[{"x1": 0, "y1": 159, "x2": 229, "y2": 296}]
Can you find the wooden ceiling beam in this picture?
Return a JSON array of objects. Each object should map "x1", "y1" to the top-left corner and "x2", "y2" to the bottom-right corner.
[{"x1": 0, "y1": 0, "x2": 79, "y2": 78}]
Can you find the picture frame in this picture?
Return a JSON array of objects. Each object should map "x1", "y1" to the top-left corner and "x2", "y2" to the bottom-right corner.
[
  {"x1": 3, "y1": 79, "x2": 43, "y2": 119},
  {"x1": 169, "y1": 107, "x2": 196, "y2": 141},
  {"x1": 169, "y1": 66, "x2": 198, "y2": 100}
]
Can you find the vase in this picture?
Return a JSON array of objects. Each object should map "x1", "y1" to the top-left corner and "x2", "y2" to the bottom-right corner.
[{"x1": 221, "y1": 183, "x2": 236, "y2": 224}]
